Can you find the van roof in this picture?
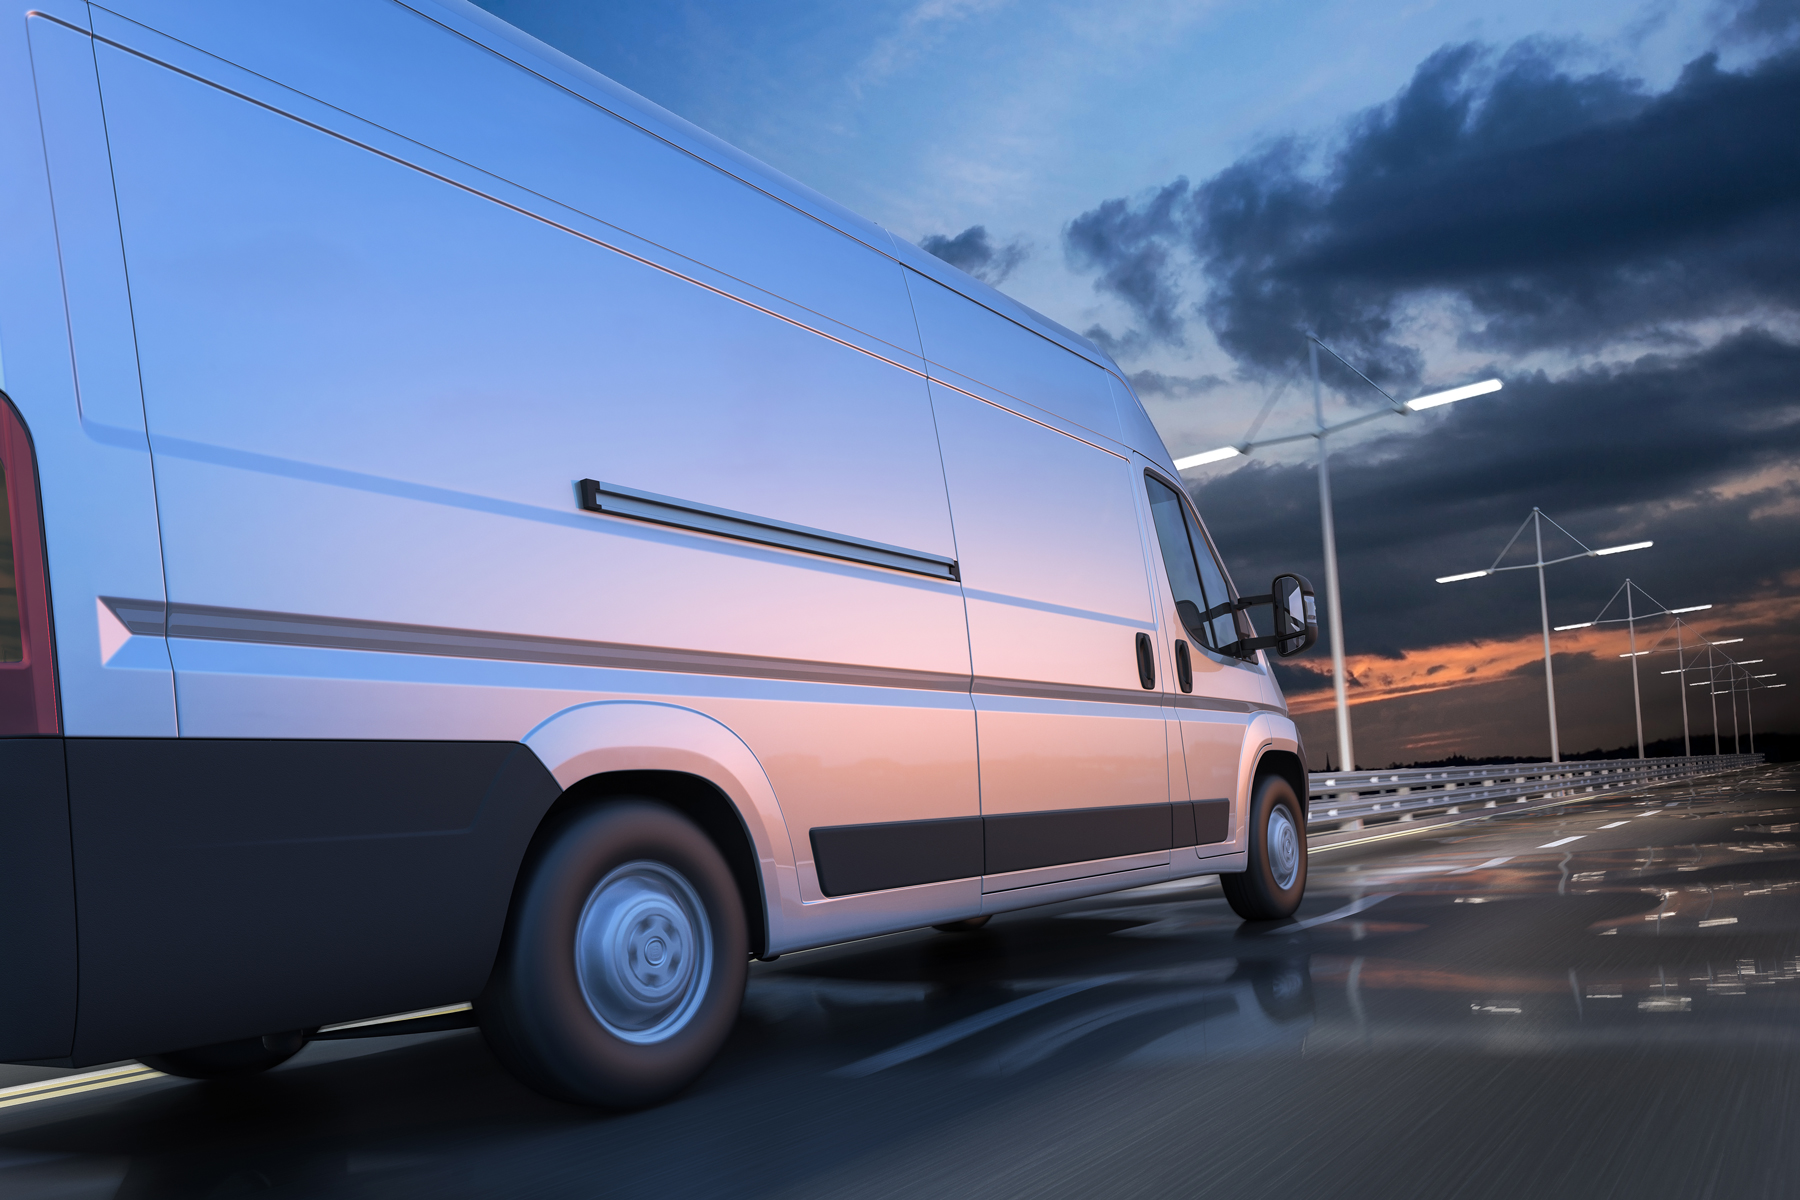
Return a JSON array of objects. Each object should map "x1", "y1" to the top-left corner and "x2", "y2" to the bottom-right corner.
[{"x1": 418, "y1": 0, "x2": 1126, "y2": 387}]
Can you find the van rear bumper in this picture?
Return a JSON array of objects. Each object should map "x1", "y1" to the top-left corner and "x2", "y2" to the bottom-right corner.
[
  {"x1": 0, "y1": 739, "x2": 78, "y2": 1063},
  {"x1": 1, "y1": 737, "x2": 561, "y2": 1067}
]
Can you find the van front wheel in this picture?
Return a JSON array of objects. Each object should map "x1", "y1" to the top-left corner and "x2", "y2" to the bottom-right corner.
[
  {"x1": 1221, "y1": 773, "x2": 1308, "y2": 920},
  {"x1": 477, "y1": 799, "x2": 747, "y2": 1108}
]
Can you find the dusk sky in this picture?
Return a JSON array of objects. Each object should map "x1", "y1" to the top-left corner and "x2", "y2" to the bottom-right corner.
[{"x1": 475, "y1": 0, "x2": 1798, "y2": 767}]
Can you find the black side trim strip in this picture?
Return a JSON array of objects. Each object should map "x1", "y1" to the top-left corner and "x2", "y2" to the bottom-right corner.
[
  {"x1": 579, "y1": 480, "x2": 959, "y2": 580},
  {"x1": 1172, "y1": 800, "x2": 1197, "y2": 848},
  {"x1": 985, "y1": 802, "x2": 1173, "y2": 874},
  {"x1": 1193, "y1": 798, "x2": 1231, "y2": 845},
  {"x1": 813, "y1": 799, "x2": 1241, "y2": 895},
  {"x1": 810, "y1": 816, "x2": 983, "y2": 897}
]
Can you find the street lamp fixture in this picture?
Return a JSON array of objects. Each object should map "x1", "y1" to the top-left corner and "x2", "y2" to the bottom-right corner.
[
  {"x1": 1405, "y1": 379, "x2": 1503, "y2": 410},
  {"x1": 1174, "y1": 333, "x2": 1503, "y2": 773},
  {"x1": 1434, "y1": 508, "x2": 1651, "y2": 763}
]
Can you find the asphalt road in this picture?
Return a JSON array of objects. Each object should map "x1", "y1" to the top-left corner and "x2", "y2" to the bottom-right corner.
[{"x1": 3, "y1": 763, "x2": 1796, "y2": 1199}]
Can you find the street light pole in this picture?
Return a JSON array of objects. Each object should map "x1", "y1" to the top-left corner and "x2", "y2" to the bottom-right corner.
[
  {"x1": 1436, "y1": 509, "x2": 1650, "y2": 766},
  {"x1": 1675, "y1": 618, "x2": 1690, "y2": 756},
  {"x1": 1708, "y1": 646, "x2": 1720, "y2": 754},
  {"x1": 1564, "y1": 586, "x2": 1705, "y2": 760},
  {"x1": 1625, "y1": 582, "x2": 1644, "y2": 759},
  {"x1": 1311, "y1": 338, "x2": 1353, "y2": 774},
  {"x1": 1747, "y1": 671, "x2": 1757, "y2": 754},
  {"x1": 1531, "y1": 510, "x2": 1561, "y2": 763},
  {"x1": 1727, "y1": 664, "x2": 1740, "y2": 753}
]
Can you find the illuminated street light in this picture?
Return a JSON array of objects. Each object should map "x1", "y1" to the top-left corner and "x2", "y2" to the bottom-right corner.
[
  {"x1": 1175, "y1": 334, "x2": 1503, "y2": 772},
  {"x1": 1435, "y1": 509, "x2": 1650, "y2": 763},
  {"x1": 1405, "y1": 378, "x2": 1503, "y2": 410},
  {"x1": 1172, "y1": 446, "x2": 1243, "y2": 468}
]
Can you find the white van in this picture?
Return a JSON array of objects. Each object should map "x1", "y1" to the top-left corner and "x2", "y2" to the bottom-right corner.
[{"x1": 0, "y1": 0, "x2": 1318, "y2": 1106}]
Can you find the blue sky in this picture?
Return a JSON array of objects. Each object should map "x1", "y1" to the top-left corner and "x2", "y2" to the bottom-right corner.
[{"x1": 472, "y1": 0, "x2": 1799, "y2": 763}]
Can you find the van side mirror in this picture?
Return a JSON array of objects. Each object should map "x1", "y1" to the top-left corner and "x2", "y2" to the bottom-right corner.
[
  {"x1": 1214, "y1": 572, "x2": 1318, "y2": 660},
  {"x1": 1269, "y1": 573, "x2": 1317, "y2": 658}
]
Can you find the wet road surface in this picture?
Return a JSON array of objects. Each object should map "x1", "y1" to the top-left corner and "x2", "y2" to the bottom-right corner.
[{"x1": 4, "y1": 763, "x2": 1797, "y2": 1199}]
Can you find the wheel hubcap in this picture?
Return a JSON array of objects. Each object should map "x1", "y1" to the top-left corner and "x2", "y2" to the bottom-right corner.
[
  {"x1": 1268, "y1": 806, "x2": 1301, "y2": 891},
  {"x1": 575, "y1": 861, "x2": 712, "y2": 1044}
]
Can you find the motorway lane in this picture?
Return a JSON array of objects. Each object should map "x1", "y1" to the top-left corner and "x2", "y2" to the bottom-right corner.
[{"x1": 1, "y1": 763, "x2": 1796, "y2": 1199}]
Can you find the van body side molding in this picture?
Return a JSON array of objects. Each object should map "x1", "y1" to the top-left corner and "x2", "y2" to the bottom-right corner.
[
  {"x1": 578, "y1": 479, "x2": 959, "y2": 581},
  {"x1": 101, "y1": 597, "x2": 969, "y2": 692},
  {"x1": 810, "y1": 798, "x2": 1235, "y2": 897},
  {"x1": 810, "y1": 816, "x2": 983, "y2": 897}
]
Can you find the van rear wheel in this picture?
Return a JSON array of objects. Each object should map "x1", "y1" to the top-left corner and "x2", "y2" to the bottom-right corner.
[
  {"x1": 1222, "y1": 773, "x2": 1308, "y2": 920},
  {"x1": 477, "y1": 799, "x2": 747, "y2": 1108}
]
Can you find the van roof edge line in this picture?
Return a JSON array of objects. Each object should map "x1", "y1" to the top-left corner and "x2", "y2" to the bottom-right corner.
[{"x1": 402, "y1": 0, "x2": 1127, "y2": 383}]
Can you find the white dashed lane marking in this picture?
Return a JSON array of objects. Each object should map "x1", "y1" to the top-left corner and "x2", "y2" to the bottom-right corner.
[
  {"x1": 1447, "y1": 856, "x2": 1513, "y2": 874},
  {"x1": 1539, "y1": 836, "x2": 1586, "y2": 848},
  {"x1": 1597, "y1": 821, "x2": 1631, "y2": 829}
]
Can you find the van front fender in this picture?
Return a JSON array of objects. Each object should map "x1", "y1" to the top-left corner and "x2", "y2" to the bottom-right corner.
[{"x1": 1237, "y1": 711, "x2": 1304, "y2": 828}]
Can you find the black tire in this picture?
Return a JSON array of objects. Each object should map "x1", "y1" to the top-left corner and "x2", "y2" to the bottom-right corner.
[
  {"x1": 1221, "y1": 773, "x2": 1308, "y2": 920},
  {"x1": 477, "y1": 799, "x2": 748, "y2": 1108},
  {"x1": 139, "y1": 1032, "x2": 304, "y2": 1079},
  {"x1": 932, "y1": 915, "x2": 991, "y2": 933}
]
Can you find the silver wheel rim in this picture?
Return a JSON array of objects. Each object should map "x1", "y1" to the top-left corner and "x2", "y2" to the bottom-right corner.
[
  {"x1": 575, "y1": 860, "x2": 712, "y2": 1044},
  {"x1": 1268, "y1": 806, "x2": 1302, "y2": 891}
]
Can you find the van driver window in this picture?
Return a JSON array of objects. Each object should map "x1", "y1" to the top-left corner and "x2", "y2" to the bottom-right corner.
[{"x1": 1145, "y1": 475, "x2": 1237, "y2": 653}]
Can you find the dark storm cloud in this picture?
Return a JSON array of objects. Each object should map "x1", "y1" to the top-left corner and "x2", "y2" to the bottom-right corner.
[
  {"x1": 1202, "y1": 328, "x2": 1800, "y2": 669},
  {"x1": 1064, "y1": 181, "x2": 1191, "y2": 343},
  {"x1": 1717, "y1": 0, "x2": 1800, "y2": 43},
  {"x1": 1064, "y1": 36, "x2": 1800, "y2": 373},
  {"x1": 917, "y1": 224, "x2": 1028, "y2": 285}
]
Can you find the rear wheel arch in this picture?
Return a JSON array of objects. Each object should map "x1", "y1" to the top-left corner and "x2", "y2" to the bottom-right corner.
[
  {"x1": 534, "y1": 770, "x2": 768, "y2": 958},
  {"x1": 520, "y1": 702, "x2": 795, "y2": 958}
]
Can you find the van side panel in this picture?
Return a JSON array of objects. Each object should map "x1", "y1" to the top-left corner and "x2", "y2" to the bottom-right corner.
[
  {"x1": 0, "y1": 740, "x2": 76, "y2": 1061},
  {"x1": 907, "y1": 272, "x2": 1122, "y2": 443},
  {"x1": 92, "y1": 26, "x2": 979, "y2": 908},
  {"x1": 21, "y1": 16, "x2": 178, "y2": 737},
  {"x1": 65, "y1": 739, "x2": 560, "y2": 1064},
  {"x1": 88, "y1": 1, "x2": 920, "y2": 357}
]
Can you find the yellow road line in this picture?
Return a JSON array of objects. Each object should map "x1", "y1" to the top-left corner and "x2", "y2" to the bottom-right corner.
[{"x1": 0, "y1": 1064, "x2": 163, "y2": 1111}]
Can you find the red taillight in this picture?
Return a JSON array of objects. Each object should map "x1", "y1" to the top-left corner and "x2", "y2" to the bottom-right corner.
[{"x1": 0, "y1": 393, "x2": 58, "y2": 735}]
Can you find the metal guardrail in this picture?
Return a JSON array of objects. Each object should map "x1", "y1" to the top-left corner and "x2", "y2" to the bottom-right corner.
[{"x1": 1307, "y1": 754, "x2": 1765, "y2": 833}]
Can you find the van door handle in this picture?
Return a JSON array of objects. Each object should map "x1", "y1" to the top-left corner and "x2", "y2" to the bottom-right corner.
[
  {"x1": 1175, "y1": 639, "x2": 1193, "y2": 693},
  {"x1": 1135, "y1": 632, "x2": 1155, "y2": 690}
]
